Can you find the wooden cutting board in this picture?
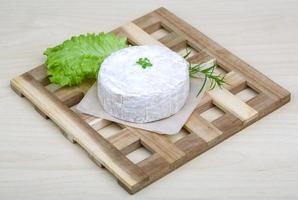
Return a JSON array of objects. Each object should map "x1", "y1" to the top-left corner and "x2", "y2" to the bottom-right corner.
[{"x1": 10, "y1": 7, "x2": 290, "y2": 194}]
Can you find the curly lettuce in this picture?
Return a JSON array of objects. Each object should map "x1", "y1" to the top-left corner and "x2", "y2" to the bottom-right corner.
[{"x1": 44, "y1": 33, "x2": 127, "y2": 86}]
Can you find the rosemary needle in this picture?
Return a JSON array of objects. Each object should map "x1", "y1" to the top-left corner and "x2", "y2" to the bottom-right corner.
[
  {"x1": 189, "y1": 62, "x2": 226, "y2": 96},
  {"x1": 183, "y1": 49, "x2": 226, "y2": 96}
]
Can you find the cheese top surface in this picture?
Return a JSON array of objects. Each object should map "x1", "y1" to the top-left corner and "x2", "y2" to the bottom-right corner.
[{"x1": 99, "y1": 45, "x2": 189, "y2": 97}]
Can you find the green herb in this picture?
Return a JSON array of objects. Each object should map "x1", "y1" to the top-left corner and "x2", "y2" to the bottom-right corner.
[
  {"x1": 136, "y1": 57, "x2": 153, "y2": 69},
  {"x1": 183, "y1": 47, "x2": 192, "y2": 59},
  {"x1": 183, "y1": 48, "x2": 226, "y2": 96},
  {"x1": 44, "y1": 33, "x2": 127, "y2": 86},
  {"x1": 189, "y1": 62, "x2": 226, "y2": 96}
]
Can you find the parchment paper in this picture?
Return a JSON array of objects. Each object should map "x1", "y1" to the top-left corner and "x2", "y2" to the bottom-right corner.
[
  {"x1": 75, "y1": 60, "x2": 214, "y2": 135},
  {"x1": 75, "y1": 79, "x2": 207, "y2": 135}
]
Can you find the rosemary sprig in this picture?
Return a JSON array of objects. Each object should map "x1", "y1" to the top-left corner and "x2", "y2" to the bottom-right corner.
[
  {"x1": 183, "y1": 47, "x2": 192, "y2": 59},
  {"x1": 189, "y1": 62, "x2": 226, "y2": 96},
  {"x1": 183, "y1": 49, "x2": 226, "y2": 96}
]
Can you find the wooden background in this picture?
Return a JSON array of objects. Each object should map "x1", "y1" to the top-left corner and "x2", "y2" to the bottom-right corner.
[{"x1": 0, "y1": 0, "x2": 297, "y2": 199}]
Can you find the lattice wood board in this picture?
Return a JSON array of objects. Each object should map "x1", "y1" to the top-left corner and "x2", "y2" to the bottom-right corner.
[{"x1": 10, "y1": 7, "x2": 290, "y2": 194}]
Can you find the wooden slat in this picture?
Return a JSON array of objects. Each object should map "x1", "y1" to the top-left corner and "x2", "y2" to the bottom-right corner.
[
  {"x1": 78, "y1": 113, "x2": 111, "y2": 131},
  {"x1": 208, "y1": 88, "x2": 258, "y2": 123},
  {"x1": 246, "y1": 92, "x2": 279, "y2": 118},
  {"x1": 159, "y1": 32, "x2": 185, "y2": 49},
  {"x1": 129, "y1": 128, "x2": 185, "y2": 165},
  {"x1": 133, "y1": 12, "x2": 160, "y2": 32},
  {"x1": 108, "y1": 128, "x2": 140, "y2": 155},
  {"x1": 212, "y1": 113, "x2": 243, "y2": 135},
  {"x1": 224, "y1": 71, "x2": 246, "y2": 92},
  {"x1": 187, "y1": 51, "x2": 212, "y2": 64},
  {"x1": 175, "y1": 132, "x2": 208, "y2": 157},
  {"x1": 185, "y1": 113, "x2": 222, "y2": 145},
  {"x1": 28, "y1": 64, "x2": 49, "y2": 85},
  {"x1": 121, "y1": 22, "x2": 164, "y2": 46},
  {"x1": 55, "y1": 89, "x2": 84, "y2": 107},
  {"x1": 54, "y1": 80, "x2": 94, "y2": 107},
  {"x1": 138, "y1": 153, "x2": 169, "y2": 180}
]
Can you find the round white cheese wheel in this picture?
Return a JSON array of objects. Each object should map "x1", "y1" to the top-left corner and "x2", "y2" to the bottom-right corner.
[{"x1": 98, "y1": 45, "x2": 189, "y2": 123}]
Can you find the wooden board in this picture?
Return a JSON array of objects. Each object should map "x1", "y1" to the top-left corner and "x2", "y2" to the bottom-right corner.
[{"x1": 10, "y1": 7, "x2": 290, "y2": 194}]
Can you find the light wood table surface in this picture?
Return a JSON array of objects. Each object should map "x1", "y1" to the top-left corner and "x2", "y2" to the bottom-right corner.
[{"x1": 0, "y1": 0, "x2": 297, "y2": 199}]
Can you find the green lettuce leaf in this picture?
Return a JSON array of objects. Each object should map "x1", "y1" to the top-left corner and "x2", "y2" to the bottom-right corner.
[{"x1": 44, "y1": 33, "x2": 127, "y2": 86}]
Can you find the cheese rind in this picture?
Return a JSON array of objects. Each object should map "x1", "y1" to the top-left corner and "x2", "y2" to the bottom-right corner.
[{"x1": 98, "y1": 45, "x2": 189, "y2": 123}]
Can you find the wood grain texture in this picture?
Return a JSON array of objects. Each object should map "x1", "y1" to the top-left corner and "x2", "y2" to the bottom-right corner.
[
  {"x1": 121, "y1": 22, "x2": 164, "y2": 46},
  {"x1": 207, "y1": 88, "x2": 258, "y2": 123},
  {"x1": 9, "y1": 7, "x2": 291, "y2": 194},
  {"x1": 1, "y1": 0, "x2": 297, "y2": 199}
]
